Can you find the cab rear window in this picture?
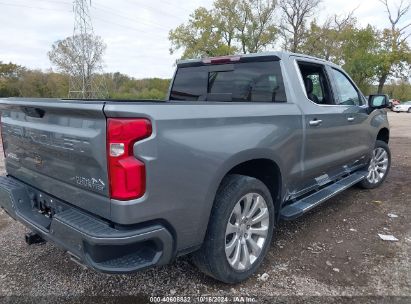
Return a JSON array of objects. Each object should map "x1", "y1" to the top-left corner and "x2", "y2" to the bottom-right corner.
[{"x1": 170, "y1": 61, "x2": 287, "y2": 103}]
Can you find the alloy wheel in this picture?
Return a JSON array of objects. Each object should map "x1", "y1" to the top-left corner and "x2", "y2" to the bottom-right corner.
[
  {"x1": 366, "y1": 147, "x2": 389, "y2": 184},
  {"x1": 225, "y1": 193, "x2": 269, "y2": 271}
]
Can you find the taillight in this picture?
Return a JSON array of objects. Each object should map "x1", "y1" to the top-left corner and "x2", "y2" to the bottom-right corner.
[{"x1": 107, "y1": 118, "x2": 152, "y2": 200}]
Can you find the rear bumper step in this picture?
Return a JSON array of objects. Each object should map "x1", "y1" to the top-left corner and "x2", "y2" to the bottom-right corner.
[
  {"x1": 280, "y1": 171, "x2": 367, "y2": 221},
  {"x1": 0, "y1": 176, "x2": 174, "y2": 274}
]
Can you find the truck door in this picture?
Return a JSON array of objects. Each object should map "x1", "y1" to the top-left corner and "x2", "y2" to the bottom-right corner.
[
  {"x1": 326, "y1": 66, "x2": 373, "y2": 162},
  {"x1": 293, "y1": 60, "x2": 364, "y2": 193}
]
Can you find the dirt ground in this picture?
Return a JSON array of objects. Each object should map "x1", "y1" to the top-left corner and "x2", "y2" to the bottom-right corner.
[{"x1": 0, "y1": 112, "x2": 410, "y2": 302}]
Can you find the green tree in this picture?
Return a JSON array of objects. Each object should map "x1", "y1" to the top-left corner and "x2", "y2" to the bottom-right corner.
[
  {"x1": 279, "y1": 0, "x2": 322, "y2": 52},
  {"x1": 105, "y1": 72, "x2": 170, "y2": 100},
  {"x1": 300, "y1": 12, "x2": 357, "y2": 62},
  {"x1": 227, "y1": 0, "x2": 277, "y2": 54},
  {"x1": 340, "y1": 26, "x2": 382, "y2": 93},
  {"x1": 169, "y1": 7, "x2": 234, "y2": 58},
  {"x1": 13, "y1": 69, "x2": 69, "y2": 98},
  {"x1": 383, "y1": 79, "x2": 411, "y2": 100},
  {"x1": 0, "y1": 62, "x2": 24, "y2": 97},
  {"x1": 300, "y1": 15, "x2": 405, "y2": 94},
  {"x1": 169, "y1": 0, "x2": 278, "y2": 59},
  {"x1": 375, "y1": 0, "x2": 411, "y2": 93}
]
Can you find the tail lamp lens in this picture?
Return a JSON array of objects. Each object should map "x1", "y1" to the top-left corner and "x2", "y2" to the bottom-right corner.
[{"x1": 107, "y1": 118, "x2": 152, "y2": 200}]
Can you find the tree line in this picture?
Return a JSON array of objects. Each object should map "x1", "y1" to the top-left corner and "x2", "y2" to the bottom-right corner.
[
  {"x1": 1, "y1": 0, "x2": 410, "y2": 100},
  {"x1": 1, "y1": 60, "x2": 408, "y2": 100},
  {"x1": 0, "y1": 62, "x2": 170, "y2": 100},
  {"x1": 170, "y1": 0, "x2": 411, "y2": 96}
]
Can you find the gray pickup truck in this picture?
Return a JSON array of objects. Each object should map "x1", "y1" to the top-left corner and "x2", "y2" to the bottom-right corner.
[{"x1": 0, "y1": 52, "x2": 391, "y2": 283}]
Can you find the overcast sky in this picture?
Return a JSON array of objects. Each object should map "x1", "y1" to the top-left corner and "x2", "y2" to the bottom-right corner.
[{"x1": 0, "y1": 0, "x2": 409, "y2": 78}]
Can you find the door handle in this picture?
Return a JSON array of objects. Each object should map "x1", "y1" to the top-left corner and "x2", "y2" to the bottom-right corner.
[
  {"x1": 309, "y1": 119, "x2": 323, "y2": 127},
  {"x1": 347, "y1": 117, "x2": 355, "y2": 122}
]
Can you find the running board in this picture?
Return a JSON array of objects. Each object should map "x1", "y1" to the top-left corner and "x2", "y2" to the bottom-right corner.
[{"x1": 280, "y1": 171, "x2": 367, "y2": 221}]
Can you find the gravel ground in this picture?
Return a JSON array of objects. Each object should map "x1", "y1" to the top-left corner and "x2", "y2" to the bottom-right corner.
[{"x1": 0, "y1": 112, "x2": 410, "y2": 302}]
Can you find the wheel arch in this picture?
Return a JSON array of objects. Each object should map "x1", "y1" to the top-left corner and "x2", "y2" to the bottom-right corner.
[
  {"x1": 195, "y1": 150, "x2": 285, "y2": 250},
  {"x1": 206, "y1": 150, "x2": 284, "y2": 221},
  {"x1": 225, "y1": 159, "x2": 282, "y2": 214},
  {"x1": 377, "y1": 127, "x2": 389, "y2": 144}
]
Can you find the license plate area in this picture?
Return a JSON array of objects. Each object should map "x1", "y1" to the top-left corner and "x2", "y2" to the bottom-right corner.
[
  {"x1": 14, "y1": 186, "x2": 69, "y2": 231},
  {"x1": 32, "y1": 193, "x2": 58, "y2": 219}
]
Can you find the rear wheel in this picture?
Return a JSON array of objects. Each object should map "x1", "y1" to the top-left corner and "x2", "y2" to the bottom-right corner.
[
  {"x1": 359, "y1": 140, "x2": 391, "y2": 189},
  {"x1": 408, "y1": 108, "x2": 411, "y2": 113},
  {"x1": 192, "y1": 175, "x2": 274, "y2": 283}
]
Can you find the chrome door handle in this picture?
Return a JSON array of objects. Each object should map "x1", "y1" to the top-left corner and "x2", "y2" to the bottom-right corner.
[
  {"x1": 309, "y1": 119, "x2": 322, "y2": 126},
  {"x1": 347, "y1": 117, "x2": 355, "y2": 122}
]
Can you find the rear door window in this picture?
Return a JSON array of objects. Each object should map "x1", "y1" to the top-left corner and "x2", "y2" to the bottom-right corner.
[
  {"x1": 170, "y1": 61, "x2": 287, "y2": 103},
  {"x1": 297, "y1": 62, "x2": 334, "y2": 105}
]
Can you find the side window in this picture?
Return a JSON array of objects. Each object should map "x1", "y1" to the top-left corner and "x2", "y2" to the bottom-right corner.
[
  {"x1": 298, "y1": 62, "x2": 333, "y2": 105},
  {"x1": 170, "y1": 66, "x2": 208, "y2": 101},
  {"x1": 331, "y1": 68, "x2": 362, "y2": 106},
  {"x1": 208, "y1": 62, "x2": 286, "y2": 102},
  {"x1": 170, "y1": 61, "x2": 287, "y2": 102}
]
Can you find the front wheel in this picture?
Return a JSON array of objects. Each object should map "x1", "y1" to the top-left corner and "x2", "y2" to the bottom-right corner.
[
  {"x1": 359, "y1": 140, "x2": 391, "y2": 189},
  {"x1": 408, "y1": 108, "x2": 411, "y2": 113},
  {"x1": 192, "y1": 175, "x2": 275, "y2": 283}
]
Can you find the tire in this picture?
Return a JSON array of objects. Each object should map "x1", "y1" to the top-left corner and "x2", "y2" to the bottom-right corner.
[
  {"x1": 358, "y1": 140, "x2": 391, "y2": 189},
  {"x1": 192, "y1": 174, "x2": 275, "y2": 283},
  {"x1": 408, "y1": 108, "x2": 411, "y2": 113}
]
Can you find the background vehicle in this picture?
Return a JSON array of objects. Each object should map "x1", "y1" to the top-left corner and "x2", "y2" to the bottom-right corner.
[
  {"x1": 393, "y1": 101, "x2": 411, "y2": 113},
  {"x1": 0, "y1": 52, "x2": 391, "y2": 283},
  {"x1": 388, "y1": 99, "x2": 401, "y2": 109}
]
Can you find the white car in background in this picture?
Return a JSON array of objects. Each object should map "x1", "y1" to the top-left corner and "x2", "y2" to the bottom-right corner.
[{"x1": 393, "y1": 101, "x2": 411, "y2": 113}]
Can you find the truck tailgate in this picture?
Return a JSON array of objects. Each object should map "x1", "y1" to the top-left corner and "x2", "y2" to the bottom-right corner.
[{"x1": 0, "y1": 99, "x2": 111, "y2": 218}]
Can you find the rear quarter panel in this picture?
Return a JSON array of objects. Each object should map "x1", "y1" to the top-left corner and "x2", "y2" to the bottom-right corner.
[{"x1": 104, "y1": 102, "x2": 303, "y2": 251}]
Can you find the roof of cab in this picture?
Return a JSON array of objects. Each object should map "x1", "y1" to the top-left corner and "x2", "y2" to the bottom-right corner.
[{"x1": 176, "y1": 51, "x2": 341, "y2": 69}]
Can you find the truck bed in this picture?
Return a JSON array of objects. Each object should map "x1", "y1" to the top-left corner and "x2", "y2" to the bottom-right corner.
[{"x1": 0, "y1": 93, "x2": 303, "y2": 253}]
